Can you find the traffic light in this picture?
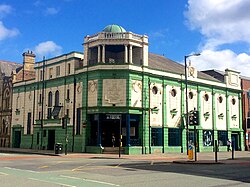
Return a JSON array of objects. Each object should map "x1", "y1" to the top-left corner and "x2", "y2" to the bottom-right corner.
[
  {"x1": 189, "y1": 112, "x2": 194, "y2": 125},
  {"x1": 193, "y1": 110, "x2": 199, "y2": 126}
]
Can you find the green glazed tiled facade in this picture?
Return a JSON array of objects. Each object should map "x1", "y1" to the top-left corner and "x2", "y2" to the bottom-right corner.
[{"x1": 11, "y1": 26, "x2": 243, "y2": 154}]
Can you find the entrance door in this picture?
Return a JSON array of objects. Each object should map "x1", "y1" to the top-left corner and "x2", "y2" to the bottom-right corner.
[
  {"x1": 13, "y1": 131, "x2": 21, "y2": 148},
  {"x1": 102, "y1": 120, "x2": 120, "y2": 147},
  {"x1": 47, "y1": 130, "x2": 55, "y2": 150},
  {"x1": 189, "y1": 130, "x2": 199, "y2": 152},
  {"x1": 231, "y1": 133, "x2": 239, "y2": 151}
]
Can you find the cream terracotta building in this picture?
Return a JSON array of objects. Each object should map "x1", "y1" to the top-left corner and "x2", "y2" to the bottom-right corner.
[{"x1": 11, "y1": 25, "x2": 244, "y2": 154}]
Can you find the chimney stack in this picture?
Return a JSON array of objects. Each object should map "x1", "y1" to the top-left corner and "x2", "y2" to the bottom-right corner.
[{"x1": 23, "y1": 50, "x2": 36, "y2": 70}]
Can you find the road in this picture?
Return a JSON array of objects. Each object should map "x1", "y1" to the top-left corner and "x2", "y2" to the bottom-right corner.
[{"x1": 0, "y1": 153, "x2": 250, "y2": 187}]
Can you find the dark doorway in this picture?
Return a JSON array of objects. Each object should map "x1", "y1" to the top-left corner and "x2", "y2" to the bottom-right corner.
[
  {"x1": 231, "y1": 133, "x2": 240, "y2": 151},
  {"x1": 189, "y1": 130, "x2": 199, "y2": 152},
  {"x1": 13, "y1": 130, "x2": 21, "y2": 148},
  {"x1": 47, "y1": 130, "x2": 55, "y2": 150},
  {"x1": 101, "y1": 119, "x2": 120, "y2": 147}
]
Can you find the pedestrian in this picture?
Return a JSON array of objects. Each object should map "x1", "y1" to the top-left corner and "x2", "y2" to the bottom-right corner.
[
  {"x1": 112, "y1": 134, "x2": 115, "y2": 147},
  {"x1": 227, "y1": 139, "x2": 231, "y2": 151}
]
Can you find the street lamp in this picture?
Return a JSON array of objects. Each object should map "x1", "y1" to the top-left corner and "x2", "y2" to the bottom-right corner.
[{"x1": 184, "y1": 53, "x2": 200, "y2": 155}]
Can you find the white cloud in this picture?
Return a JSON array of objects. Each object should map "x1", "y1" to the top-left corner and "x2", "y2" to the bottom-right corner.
[
  {"x1": 185, "y1": 0, "x2": 250, "y2": 76},
  {"x1": 0, "y1": 21, "x2": 19, "y2": 41},
  {"x1": 0, "y1": 4, "x2": 12, "y2": 18},
  {"x1": 45, "y1": 7, "x2": 59, "y2": 15},
  {"x1": 185, "y1": 0, "x2": 250, "y2": 49},
  {"x1": 34, "y1": 41, "x2": 62, "y2": 59},
  {"x1": 189, "y1": 49, "x2": 250, "y2": 76}
]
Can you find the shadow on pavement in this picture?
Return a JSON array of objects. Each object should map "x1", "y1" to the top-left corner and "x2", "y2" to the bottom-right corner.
[{"x1": 116, "y1": 161, "x2": 250, "y2": 183}]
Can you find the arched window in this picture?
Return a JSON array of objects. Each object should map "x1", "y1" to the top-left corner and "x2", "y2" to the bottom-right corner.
[
  {"x1": 48, "y1": 91, "x2": 53, "y2": 107},
  {"x1": 171, "y1": 89, "x2": 177, "y2": 97},
  {"x1": 188, "y1": 91, "x2": 194, "y2": 99},
  {"x1": 47, "y1": 92, "x2": 53, "y2": 119},
  {"x1": 3, "y1": 89, "x2": 10, "y2": 109},
  {"x1": 55, "y1": 90, "x2": 60, "y2": 106},
  {"x1": 2, "y1": 119, "x2": 5, "y2": 134},
  {"x1": 16, "y1": 96, "x2": 19, "y2": 109}
]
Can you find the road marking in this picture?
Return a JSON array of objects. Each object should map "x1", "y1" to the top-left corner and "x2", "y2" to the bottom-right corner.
[
  {"x1": 29, "y1": 178, "x2": 76, "y2": 187},
  {"x1": 38, "y1": 165, "x2": 49, "y2": 169},
  {"x1": 60, "y1": 175, "x2": 120, "y2": 186},
  {"x1": 4, "y1": 167, "x2": 40, "y2": 173},
  {"x1": 84, "y1": 178, "x2": 120, "y2": 186},
  {"x1": 72, "y1": 165, "x2": 118, "y2": 171},
  {"x1": 0, "y1": 172, "x2": 8, "y2": 176},
  {"x1": 60, "y1": 175, "x2": 81, "y2": 180},
  {"x1": 56, "y1": 161, "x2": 71, "y2": 163}
]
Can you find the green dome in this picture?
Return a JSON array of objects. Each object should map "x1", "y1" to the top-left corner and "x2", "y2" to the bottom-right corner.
[{"x1": 103, "y1": 24, "x2": 126, "y2": 33}]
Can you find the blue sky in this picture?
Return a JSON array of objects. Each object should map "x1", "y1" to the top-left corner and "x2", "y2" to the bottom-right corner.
[{"x1": 1, "y1": 0, "x2": 250, "y2": 75}]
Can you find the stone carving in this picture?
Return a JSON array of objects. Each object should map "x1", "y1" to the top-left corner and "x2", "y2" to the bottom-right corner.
[{"x1": 103, "y1": 79, "x2": 126, "y2": 105}]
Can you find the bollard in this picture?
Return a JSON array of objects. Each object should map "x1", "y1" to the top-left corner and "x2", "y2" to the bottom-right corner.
[
  {"x1": 232, "y1": 140, "x2": 234, "y2": 160},
  {"x1": 215, "y1": 140, "x2": 218, "y2": 162}
]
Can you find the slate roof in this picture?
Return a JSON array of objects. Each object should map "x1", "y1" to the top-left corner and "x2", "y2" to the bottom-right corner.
[
  {"x1": 0, "y1": 60, "x2": 22, "y2": 76},
  {"x1": 148, "y1": 53, "x2": 222, "y2": 82}
]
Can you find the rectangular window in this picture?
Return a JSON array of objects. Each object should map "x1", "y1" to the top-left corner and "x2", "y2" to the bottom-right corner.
[
  {"x1": 76, "y1": 108, "x2": 81, "y2": 135},
  {"x1": 56, "y1": 66, "x2": 60, "y2": 77},
  {"x1": 68, "y1": 63, "x2": 71, "y2": 75},
  {"x1": 49, "y1": 68, "x2": 53, "y2": 79},
  {"x1": 38, "y1": 111, "x2": 41, "y2": 120},
  {"x1": 66, "y1": 109, "x2": 69, "y2": 117},
  {"x1": 151, "y1": 128, "x2": 162, "y2": 146},
  {"x1": 168, "y1": 128, "x2": 181, "y2": 146},
  {"x1": 67, "y1": 89, "x2": 70, "y2": 100},
  {"x1": 27, "y1": 112, "x2": 31, "y2": 134},
  {"x1": 39, "y1": 94, "x2": 42, "y2": 104},
  {"x1": 43, "y1": 130, "x2": 46, "y2": 137},
  {"x1": 218, "y1": 131, "x2": 228, "y2": 146},
  {"x1": 40, "y1": 70, "x2": 43, "y2": 80},
  {"x1": 37, "y1": 132, "x2": 40, "y2": 144},
  {"x1": 247, "y1": 117, "x2": 250, "y2": 129},
  {"x1": 47, "y1": 108, "x2": 52, "y2": 119}
]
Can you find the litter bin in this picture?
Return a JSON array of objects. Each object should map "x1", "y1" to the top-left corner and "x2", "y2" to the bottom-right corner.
[
  {"x1": 55, "y1": 143, "x2": 63, "y2": 154},
  {"x1": 188, "y1": 145, "x2": 193, "y2": 160}
]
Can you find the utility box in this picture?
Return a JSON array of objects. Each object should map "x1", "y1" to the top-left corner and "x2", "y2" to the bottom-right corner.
[
  {"x1": 188, "y1": 145, "x2": 193, "y2": 160},
  {"x1": 55, "y1": 143, "x2": 63, "y2": 154}
]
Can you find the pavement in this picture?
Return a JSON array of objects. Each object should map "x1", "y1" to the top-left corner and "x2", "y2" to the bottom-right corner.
[{"x1": 0, "y1": 147, "x2": 250, "y2": 165}]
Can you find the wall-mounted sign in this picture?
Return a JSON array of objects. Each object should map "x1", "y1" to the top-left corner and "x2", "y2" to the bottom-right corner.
[{"x1": 106, "y1": 114, "x2": 121, "y2": 120}]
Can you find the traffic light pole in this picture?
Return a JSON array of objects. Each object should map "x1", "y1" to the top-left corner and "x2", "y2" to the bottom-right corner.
[
  {"x1": 189, "y1": 109, "x2": 198, "y2": 161},
  {"x1": 194, "y1": 125, "x2": 197, "y2": 161},
  {"x1": 62, "y1": 116, "x2": 68, "y2": 155}
]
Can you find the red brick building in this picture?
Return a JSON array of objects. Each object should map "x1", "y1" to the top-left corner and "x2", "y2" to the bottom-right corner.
[{"x1": 241, "y1": 76, "x2": 250, "y2": 150}]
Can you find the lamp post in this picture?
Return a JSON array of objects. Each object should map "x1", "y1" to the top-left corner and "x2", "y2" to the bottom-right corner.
[{"x1": 184, "y1": 53, "x2": 200, "y2": 155}]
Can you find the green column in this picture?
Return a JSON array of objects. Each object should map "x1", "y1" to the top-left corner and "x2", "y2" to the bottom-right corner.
[
  {"x1": 212, "y1": 89, "x2": 218, "y2": 147},
  {"x1": 162, "y1": 80, "x2": 167, "y2": 153},
  {"x1": 181, "y1": 82, "x2": 187, "y2": 153},
  {"x1": 226, "y1": 91, "x2": 231, "y2": 139}
]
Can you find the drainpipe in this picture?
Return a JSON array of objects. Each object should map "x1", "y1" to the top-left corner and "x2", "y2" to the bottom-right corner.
[
  {"x1": 31, "y1": 85, "x2": 36, "y2": 149},
  {"x1": 72, "y1": 76, "x2": 76, "y2": 152},
  {"x1": 148, "y1": 79, "x2": 151, "y2": 154}
]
